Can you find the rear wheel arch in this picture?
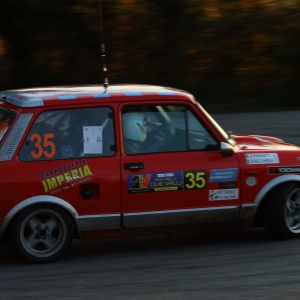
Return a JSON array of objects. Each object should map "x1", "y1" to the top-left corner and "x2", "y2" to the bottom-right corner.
[
  {"x1": 2, "y1": 197, "x2": 80, "y2": 244},
  {"x1": 7, "y1": 202, "x2": 79, "y2": 238},
  {"x1": 7, "y1": 202, "x2": 77, "y2": 263}
]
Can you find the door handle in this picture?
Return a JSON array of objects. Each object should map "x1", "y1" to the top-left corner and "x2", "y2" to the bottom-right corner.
[{"x1": 124, "y1": 162, "x2": 144, "y2": 170}]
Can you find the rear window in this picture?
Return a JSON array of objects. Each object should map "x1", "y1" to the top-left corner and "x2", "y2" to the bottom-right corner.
[
  {"x1": 19, "y1": 107, "x2": 115, "y2": 161},
  {"x1": 0, "y1": 108, "x2": 16, "y2": 142}
]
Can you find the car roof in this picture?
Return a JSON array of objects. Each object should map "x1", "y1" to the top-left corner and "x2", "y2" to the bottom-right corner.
[{"x1": 0, "y1": 84, "x2": 195, "y2": 108}]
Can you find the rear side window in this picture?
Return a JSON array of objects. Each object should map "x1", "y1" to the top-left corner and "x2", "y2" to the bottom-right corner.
[
  {"x1": 0, "y1": 108, "x2": 16, "y2": 142},
  {"x1": 19, "y1": 107, "x2": 115, "y2": 161}
]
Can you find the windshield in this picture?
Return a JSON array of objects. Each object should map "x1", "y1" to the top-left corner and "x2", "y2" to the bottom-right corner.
[
  {"x1": 0, "y1": 108, "x2": 16, "y2": 142},
  {"x1": 195, "y1": 102, "x2": 236, "y2": 146}
]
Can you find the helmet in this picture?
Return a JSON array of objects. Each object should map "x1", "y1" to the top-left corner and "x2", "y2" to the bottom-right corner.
[{"x1": 123, "y1": 112, "x2": 148, "y2": 142}]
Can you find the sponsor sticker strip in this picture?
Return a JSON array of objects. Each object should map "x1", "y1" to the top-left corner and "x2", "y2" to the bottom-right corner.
[
  {"x1": 269, "y1": 166, "x2": 300, "y2": 174},
  {"x1": 209, "y1": 168, "x2": 238, "y2": 182},
  {"x1": 209, "y1": 188, "x2": 239, "y2": 201},
  {"x1": 127, "y1": 170, "x2": 206, "y2": 193},
  {"x1": 245, "y1": 153, "x2": 279, "y2": 165}
]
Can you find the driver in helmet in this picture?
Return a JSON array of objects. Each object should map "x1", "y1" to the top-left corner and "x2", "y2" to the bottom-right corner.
[{"x1": 123, "y1": 112, "x2": 175, "y2": 154}]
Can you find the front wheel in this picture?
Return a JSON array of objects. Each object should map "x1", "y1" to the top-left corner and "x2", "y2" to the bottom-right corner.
[
  {"x1": 8, "y1": 204, "x2": 74, "y2": 263},
  {"x1": 265, "y1": 182, "x2": 300, "y2": 239}
]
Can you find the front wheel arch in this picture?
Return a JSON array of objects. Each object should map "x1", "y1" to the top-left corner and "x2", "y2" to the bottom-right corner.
[{"x1": 264, "y1": 181, "x2": 300, "y2": 239}]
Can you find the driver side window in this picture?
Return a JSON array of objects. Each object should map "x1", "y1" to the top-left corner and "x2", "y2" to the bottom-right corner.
[{"x1": 122, "y1": 105, "x2": 218, "y2": 155}]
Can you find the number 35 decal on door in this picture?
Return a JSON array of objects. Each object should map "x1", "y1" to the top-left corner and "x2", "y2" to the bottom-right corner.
[{"x1": 183, "y1": 171, "x2": 206, "y2": 190}]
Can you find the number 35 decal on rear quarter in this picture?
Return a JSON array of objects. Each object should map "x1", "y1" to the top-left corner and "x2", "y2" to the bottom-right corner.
[
  {"x1": 30, "y1": 133, "x2": 56, "y2": 159},
  {"x1": 127, "y1": 170, "x2": 206, "y2": 193}
]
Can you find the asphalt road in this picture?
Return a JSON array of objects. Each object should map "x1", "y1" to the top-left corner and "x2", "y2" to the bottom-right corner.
[
  {"x1": 213, "y1": 110, "x2": 300, "y2": 145},
  {"x1": 1, "y1": 110, "x2": 300, "y2": 300}
]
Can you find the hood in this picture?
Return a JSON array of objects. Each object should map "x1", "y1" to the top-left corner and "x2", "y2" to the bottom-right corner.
[{"x1": 231, "y1": 134, "x2": 300, "y2": 150}]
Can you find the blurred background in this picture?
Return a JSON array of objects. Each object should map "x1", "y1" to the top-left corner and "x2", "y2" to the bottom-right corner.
[{"x1": 1, "y1": 0, "x2": 300, "y2": 112}]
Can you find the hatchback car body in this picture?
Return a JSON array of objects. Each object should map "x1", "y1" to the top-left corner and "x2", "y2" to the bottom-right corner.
[{"x1": 1, "y1": 84, "x2": 300, "y2": 263}]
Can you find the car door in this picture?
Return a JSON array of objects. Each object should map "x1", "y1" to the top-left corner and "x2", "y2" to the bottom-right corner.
[
  {"x1": 16, "y1": 106, "x2": 121, "y2": 230},
  {"x1": 120, "y1": 102, "x2": 241, "y2": 228}
]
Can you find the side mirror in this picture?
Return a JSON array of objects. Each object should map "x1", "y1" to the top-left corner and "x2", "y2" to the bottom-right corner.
[{"x1": 220, "y1": 142, "x2": 234, "y2": 157}]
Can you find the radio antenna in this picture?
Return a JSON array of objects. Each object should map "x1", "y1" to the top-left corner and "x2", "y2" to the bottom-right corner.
[{"x1": 98, "y1": 0, "x2": 109, "y2": 89}]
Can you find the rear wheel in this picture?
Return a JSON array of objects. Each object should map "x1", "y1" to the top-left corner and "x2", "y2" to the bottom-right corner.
[
  {"x1": 265, "y1": 182, "x2": 300, "y2": 239},
  {"x1": 9, "y1": 204, "x2": 74, "y2": 263}
]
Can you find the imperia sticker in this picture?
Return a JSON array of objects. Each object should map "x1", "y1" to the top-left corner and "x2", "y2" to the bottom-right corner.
[
  {"x1": 245, "y1": 153, "x2": 279, "y2": 165},
  {"x1": 209, "y1": 189, "x2": 239, "y2": 201},
  {"x1": 41, "y1": 160, "x2": 93, "y2": 193},
  {"x1": 128, "y1": 170, "x2": 206, "y2": 193},
  {"x1": 269, "y1": 166, "x2": 300, "y2": 174}
]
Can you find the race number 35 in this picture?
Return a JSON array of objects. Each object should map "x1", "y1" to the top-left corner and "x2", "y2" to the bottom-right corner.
[
  {"x1": 30, "y1": 133, "x2": 56, "y2": 159},
  {"x1": 183, "y1": 171, "x2": 206, "y2": 190}
]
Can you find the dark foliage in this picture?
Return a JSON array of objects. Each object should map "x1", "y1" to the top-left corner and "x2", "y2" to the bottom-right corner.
[{"x1": 1, "y1": 0, "x2": 300, "y2": 112}]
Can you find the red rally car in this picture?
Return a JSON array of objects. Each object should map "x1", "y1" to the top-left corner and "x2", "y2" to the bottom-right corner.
[{"x1": 1, "y1": 84, "x2": 300, "y2": 263}]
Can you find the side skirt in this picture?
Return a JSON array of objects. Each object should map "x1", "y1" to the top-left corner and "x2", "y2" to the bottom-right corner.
[{"x1": 122, "y1": 206, "x2": 239, "y2": 228}]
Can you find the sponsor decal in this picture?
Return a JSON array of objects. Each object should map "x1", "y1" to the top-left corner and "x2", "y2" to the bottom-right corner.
[
  {"x1": 127, "y1": 170, "x2": 206, "y2": 193},
  {"x1": 41, "y1": 160, "x2": 93, "y2": 194},
  {"x1": 40, "y1": 159, "x2": 87, "y2": 179},
  {"x1": 219, "y1": 182, "x2": 237, "y2": 189},
  {"x1": 245, "y1": 153, "x2": 279, "y2": 165},
  {"x1": 269, "y1": 166, "x2": 300, "y2": 174},
  {"x1": 209, "y1": 168, "x2": 238, "y2": 182},
  {"x1": 209, "y1": 188, "x2": 239, "y2": 201},
  {"x1": 246, "y1": 177, "x2": 257, "y2": 186}
]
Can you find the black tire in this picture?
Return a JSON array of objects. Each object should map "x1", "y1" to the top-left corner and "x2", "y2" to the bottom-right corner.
[
  {"x1": 8, "y1": 204, "x2": 74, "y2": 263},
  {"x1": 265, "y1": 182, "x2": 300, "y2": 239}
]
